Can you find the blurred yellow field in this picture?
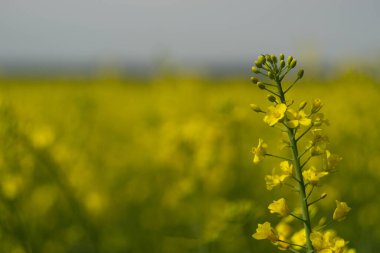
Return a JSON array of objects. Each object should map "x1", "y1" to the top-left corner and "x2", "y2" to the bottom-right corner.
[{"x1": 0, "y1": 71, "x2": 378, "y2": 252}]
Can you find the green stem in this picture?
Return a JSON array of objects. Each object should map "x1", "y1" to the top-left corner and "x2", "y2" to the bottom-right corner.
[
  {"x1": 275, "y1": 78, "x2": 314, "y2": 253},
  {"x1": 277, "y1": 239, "x2": 307, "y2": 249},
  {"x1": 265, "y1": 153, "x2": 292, "y2": 161}
]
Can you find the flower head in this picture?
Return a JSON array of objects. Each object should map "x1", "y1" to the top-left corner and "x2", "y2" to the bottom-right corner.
[
  {"x1": 302, "y1": 166, "x2": 328, "y2": 185},
  {"x1": 333, "y1": 201, "x2": 351, "y2": 221},
  {"x1": 252, "y1": 139, "x2": 268, "y2": 164},
  {"x1": 310, "y1": 230, "x2": 349, "y2": 253},
  {"x1": 252, "y1": 222, "x2": 279, "y2": 242},
  {"x1": 291, "y1": 229, "x2": 306, "y2": 248},
  {"x1": 279, "y1": 161, "x2": 293, "y2": 176},
  {"x1": 268, "y1": 198, "x2": 290, "y2": 217},
  {"x1": 286, "y1": 108, "x2": 311, "y2": 128},
  {"x1": 265, "y1": 167, "x2": 289, "y2": 190},
  {"x1": 264, "y1": 103, "x2": 287, "y2": 126}
]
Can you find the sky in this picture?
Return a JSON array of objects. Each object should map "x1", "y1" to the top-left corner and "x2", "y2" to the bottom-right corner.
[{"x1": 0, "y1": 0, "x2": 380, "y2": 67}]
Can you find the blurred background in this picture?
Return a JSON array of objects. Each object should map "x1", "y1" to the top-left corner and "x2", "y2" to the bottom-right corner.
[{"x1": 0, "y1": 0, "x2": 379, "y2": 252}]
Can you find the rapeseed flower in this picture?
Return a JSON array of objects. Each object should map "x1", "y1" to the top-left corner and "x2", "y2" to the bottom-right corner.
[
  {"x1": 291, "y1": 229, "x2": 306, "y2": 248},
  {"x1": 265, "y1": 168, "x2": 289, "y2": 190},
  {"x1": 302, "y1": 166, "x2": 328, "y2": 185},
  {"x1": 279, "y1": 161, "x2": 293, "y2": 176},
  {"x1": 252, "y1": 139, "x2": 268, "y2": 164},
  {"x1": 286, "y1": 108, "x2": 311, "y2": 128},
  {"x1": 264, "y1": 103, "x2": 287, "y2": 126},
  {"x1": 310, "y1": 230, "x2": 348, "y2": 253},
  {"x1": 268, "y1": 198, "x2": 290, "y2": 217},
  {"x1": 252, "y1": 222, "x2": 279, "y2": 242},
  {"x1": 333, "y1": 201, "x2": 351, "y2": 221}
]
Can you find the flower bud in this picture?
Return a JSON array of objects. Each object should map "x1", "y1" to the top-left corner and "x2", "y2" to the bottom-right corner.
[
  {"x1": 298, "y1": 101, "x2": 307, "y2": 110},
  {"x1": 280, "y1": 60, "x2": 285, "y2": 68},
  {"x1": 257, "y1": 55, "x2": 266, "y2": 65},
  {"x1": 267, "y1": 95, "x2": 277, "y2": 103},
  {"x1": 252, "y1": 66, "x2": 260, "y2": 73},
  {"x1": 318, "y1": 217, "x2": 327, "y2": 226},
  {"x1": 251, "y1": 76, "x2": 259, "y2": 84},
  {"x1": 268, "y1": 71, "x2": 275, "y2": 79},
  {"x1": 287, "y1": 56, "x2": 293, "y2": 66},
  {"x1": 265, "y1": 54, "x2": 272, "y2": 63},
  {"x1": 257, "y1": 82, "x2": 266, "y2": 90},
  {"x1": 271, "y1": 55, "x2": 277, "y2": 64},
  {"x1": 279, "y1": 53, "x2": 284, "y2": 60},
  {"x1": 320, "y1": 193, "x2": 327, "y2": 199},
  {"x1": 290, "y1": 59, "x2": 297, "y2": 68},
  {"x1": 250, "y1": 104, "x2": 263, "y2": 112},
  {"x1": 297, "y1": 69, "x2": 304, "y2": 79},
  {"x1": 311, "y1": 99, "x2": 323, "y2": 113},
  {"x1": 255, "y1": 61, "x2": 262, "y2": 68}
]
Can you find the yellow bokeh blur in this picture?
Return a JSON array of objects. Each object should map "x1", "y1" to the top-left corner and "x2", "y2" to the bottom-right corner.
[{"x1": 0, "y1": 69, "x2": 378, "y2": 252}]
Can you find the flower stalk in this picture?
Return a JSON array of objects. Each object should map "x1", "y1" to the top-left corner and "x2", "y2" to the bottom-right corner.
[
  {"x1": 275, "y1": 77, "x2": 314, "y2": 252},
  {"x1": 250, "y1": 54, "x2": 355, "y2": 253}
]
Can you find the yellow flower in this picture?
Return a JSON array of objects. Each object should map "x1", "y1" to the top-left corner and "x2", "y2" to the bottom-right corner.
[
  {"x1": 310, "y1": 230, "x2": 348, "y2": 253},
  {"x1": 325, "y1": 150, "x2": 343, "y2": 170},
  {"x1": 310, "y1": 231, "x2": 325, "y2": 251},
  {"x1": 309, "y1": 129, "x2": 329, "y2": 156},
  {"x1": 268, "y1": 198, "x2": 290, "y2": 217},
  {"x1": 252, "y1": 138, "x2": 268, "y2": 164},
  {"x1": 286, "y1": 108, "x2": 311, "y2": 128},
  {"x1": 263, "y1": 103, "x2": 287, "y2": 126},
  {"x1": 291, "y1": 229, "x2": 306, "y2": 248},
  {"x1": 279, "y1": 161, "x2": 293, "y2": 176},
  {"x1": 333, "y1": 200, "x2": 351, "y2": 221},
  {"x1": 252, "y1": 222, "x2": 279, "y2": 242},
  {"x1": 302, "y1": 166, "x2": 328, "y2": 185},
  {"x1": 265, "y1": 168, "x2": 289, "y2": 190},
  {"x1": 275, "y1": 221, "x2": 292, "y2": 238}
]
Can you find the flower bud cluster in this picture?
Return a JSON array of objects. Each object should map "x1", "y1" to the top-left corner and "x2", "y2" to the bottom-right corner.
[{"x1": 250, "y1": 54, "x2": 304, "y2": 93}]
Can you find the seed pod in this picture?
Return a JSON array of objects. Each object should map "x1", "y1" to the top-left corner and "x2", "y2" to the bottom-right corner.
[
  {"x1": 290, "y1": 59, "x2": 297, "y2": 68},
  {"x1": 257, "y1": 82, "x2": 266, "y2": 89},
  {"x1": 279, "y1": 53, "x2": 284, "y2": 60},
  {"x1": 287, "y1": 56, "x2": 293, "y2": 65},
  {"x1": 297, "y1": 69, "x2": 304, "y2": 79},
  {"x1": 271, "y1": 55, "x2": 277, "y2": 64},
  {"x1": 255, "y1": 60, "x2": 262, "y2": 68},
  {"x1": 252, "y1": 66, "x2": 260, "y2": 73},
  {"x1": 251, "y1": 76, "x2": 259, "y2": 84},
  {"x1": 299, "y1": 101, "x2": 307, "y2": 110},
  {"x1": 267, "y1": 95, "x2": 277, "y2": 103},
  {"x1": 250, "y1": 104, "x2": 263, "y2": 112}
]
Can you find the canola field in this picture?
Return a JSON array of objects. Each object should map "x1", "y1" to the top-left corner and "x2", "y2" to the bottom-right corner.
[{"x1": 0, "y1": 71, "x2": 378, "y2": 253}]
